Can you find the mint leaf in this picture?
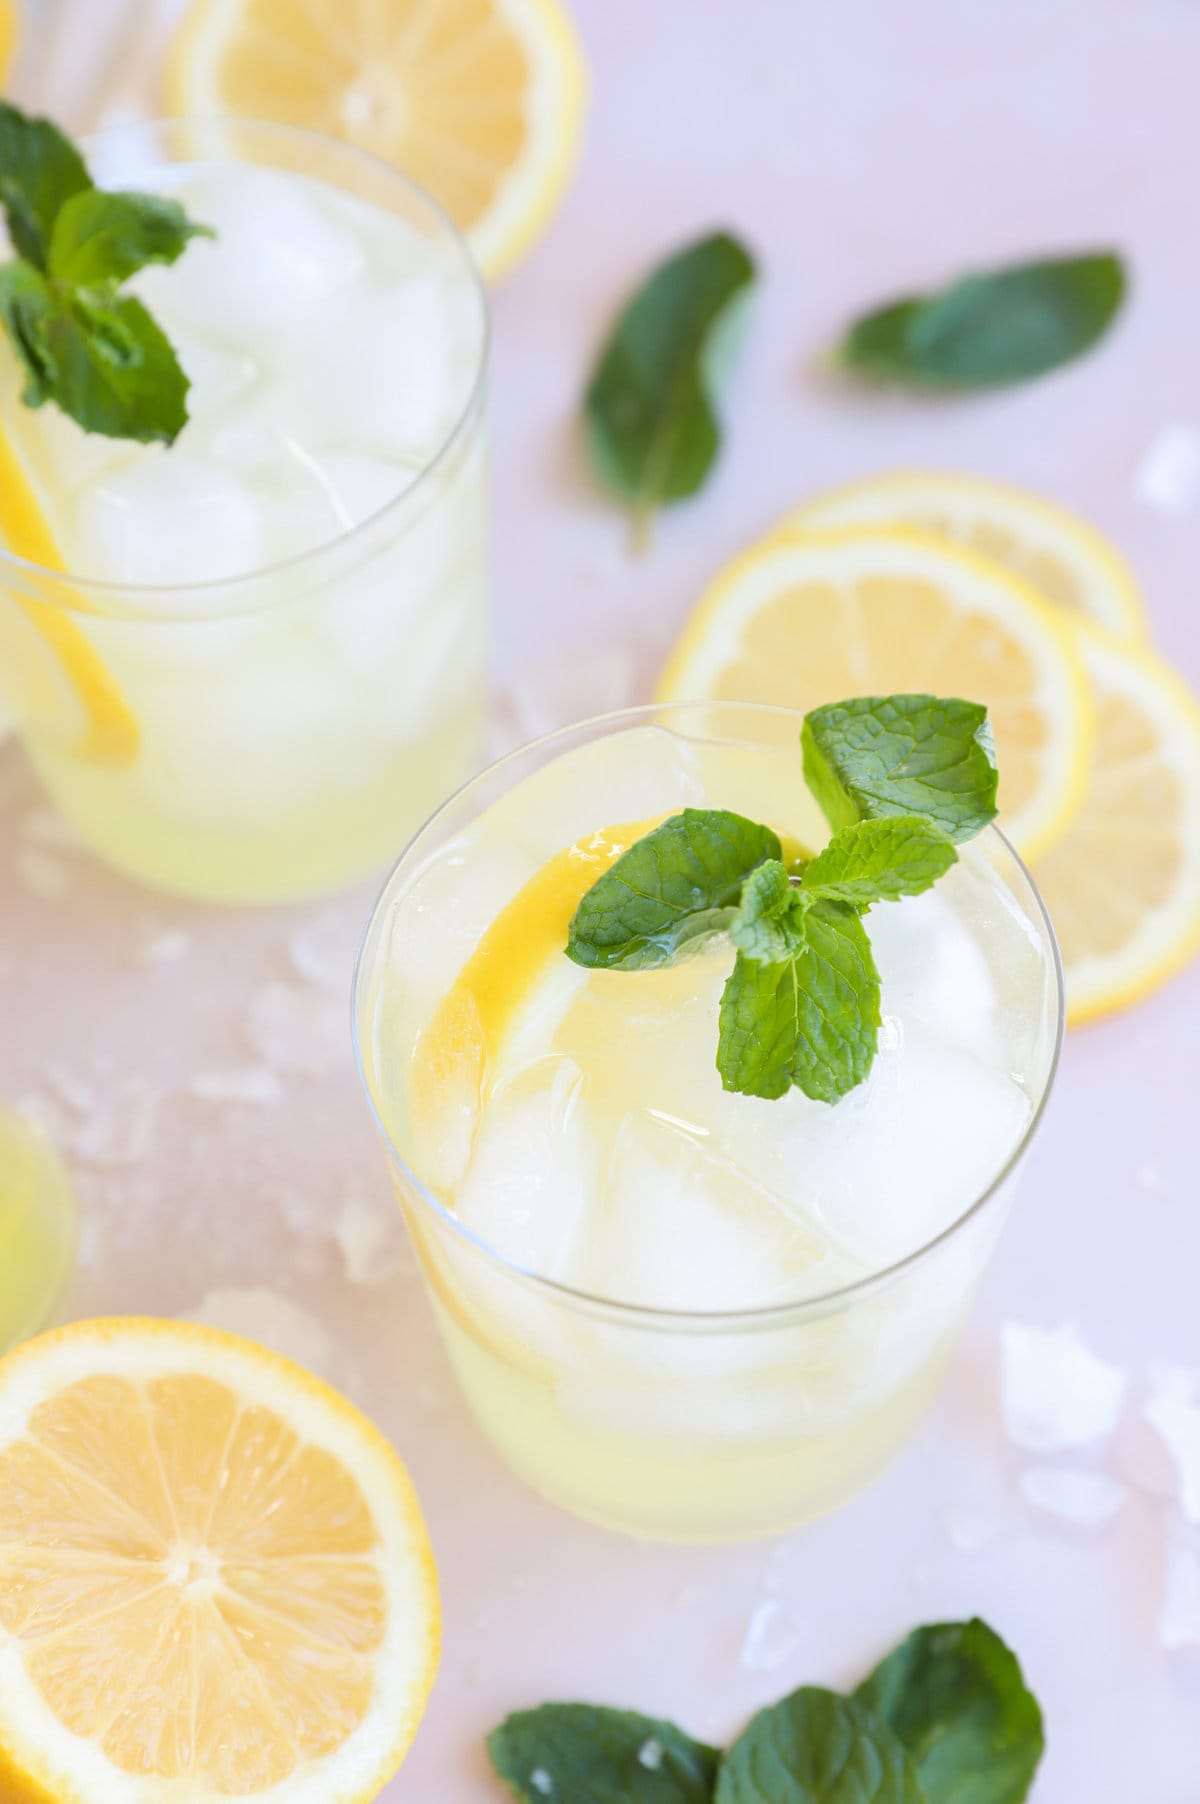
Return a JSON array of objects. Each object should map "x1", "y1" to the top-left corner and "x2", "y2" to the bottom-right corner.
[
  {"x1": 585, "y1": 231, "x2": 756, "y2": 537},
  {"x1": 49, "y1": 190, "x2": 213, "y2": 289},
  {"x1": 567, "y1": 809, "x2": 781, "y2": 971},
  {"x1": 0, "y1": 101, "x2": 91, "y2": 269},
  {"x1": 802, "y1": 818, "x2": 957, "y2": 908},
  {"x1": 489, "y1": 1704, "x2": 720, "y2": 1803},
  {"x1": 730, "y1": 859, "x2": 808, "y2": 962},
  {"x1": 716, "y1": 1687, "x2": 927, "y2": 1804},
  {"x1": 801, "y1": 696, "x2": 998, "y2": 845},
  {"x1": 839, "y1": 251, "x2": 1125, "y2": 389},
  {"x1": 718, "y1": 901, "x2": 880, "y2": 1102},
  {"x1": 4, "y1": 281, "x2": 191, "y2": 444},
  {"x1": 854, "y1": 1621, "x2": 1043, "y2": 1804}
]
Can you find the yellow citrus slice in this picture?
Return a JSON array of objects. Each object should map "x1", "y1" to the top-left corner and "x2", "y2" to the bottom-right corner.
[
  {"x1": 656, "y1": 526, "x2": 1093, "y2": 863},
  {"x1": 787, "y1": 470, "x2": 1147, "y2": 639},
  {"x1": 166, "y1": 0, "x2": 587, "y2": 280},
  {"x1": 1033, "y1": 626, "x2": 1200, "y2": 1023},
  {"x1": 0, "y1": 1110, "x2": 77, "y2": 1358},
  {"x1": 0, "y1": 419, "x2": 139, "y2": 766},
  {"x1": 0, "y1": 1318, "x2": 439, "y2": 1802}
]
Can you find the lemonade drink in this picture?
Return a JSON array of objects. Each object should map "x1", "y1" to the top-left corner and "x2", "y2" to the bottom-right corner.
[
  {"x1": 356, "y1": 704, "x2": 1062, "y2": 1542},
  {"x1": 0, "y1": 120, "x2": 487, "y2": 902}
]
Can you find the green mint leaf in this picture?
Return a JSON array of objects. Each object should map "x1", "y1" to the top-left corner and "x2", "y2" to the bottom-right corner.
[
  {"x1": 0, "y1": 100, "x2": 92, "y2": 270},
  {"x1": 488, "y1": 1704, "x2": 720, "y2": 1803},
  {"x1": 0, "y1": 261, "x2": 59, "y2": 405},
  {"x1": 715, "y1": 1686, "x2": 928, "y2": 1804},
  {"x1": 17, "y1": 287, "x2": 191, "y2": 444},
  {"x1": 801, "y1": 695, "x2": 998, "y2": 845},
  {"x1": 717, "y1": 900, "x2": 880, "y2": 1103},
  {"x1": 801, "y1": 818, "x2": 957, "y2": 908},
  {"x1": 584, "y1": 231, "x2": 756, "y2": 538},
  {"x1": 838, "y1": 251, "x2": 1125, "y2": 390},
  {"x1": 567, "y1": 809, "x2": 782, "y2": 971},
  {"x1": 853, "y1": 1620, "x2": 1043, "y2": 1804},
  {"x1": 730, "y1": 859, "x2": 809, "y2": 963},
  {"x1": 49, "y1": 190, "x2": 214, "y2": 289}
]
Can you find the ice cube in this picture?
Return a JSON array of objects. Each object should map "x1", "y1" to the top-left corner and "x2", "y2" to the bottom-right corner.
[
  {"x1": 1145, "y1": 1394, "x2": 1200, "y2": 1522},
  {"x1": 333, "y1": 1199, "x2": 406, "y2": 1286},
  {"x1": 740, "y1": 1598, "x2": 805, "y2": 1671},
  {"x1": 316, "y1": 450, "x2": 414, "y2": 529},
  {"x1": 1135, "y1": 425, "x2": 1200, "y2": 515},
  {"x1": 177, "y1": 341, "x2": 258, "y2": 417},
  {"x1": 189, "y1": 1067, "x2": 283, "y2": 1106},
  {"x1": 134, "y1": 168, "x2": 368, "y2": 352},
  {"x1": 772, "y1": 1020, "x2": 1032, "y2": 1269},
  {"x1": 73, "y1": 453, "x2": 267, "y2": 585},
  {"x1": 1019, "y1": 1467, "x2": 1128, "y2": 1526},
  {"x1": 301, "y1": 278, "x2": 466, "y2": 456},
  {"x1": 246, "y1": 982, "x2": 346, "y2": 1076},
  {"x1": 1000, "y1": 1322, "x2": 1127, "y2": 1451}
]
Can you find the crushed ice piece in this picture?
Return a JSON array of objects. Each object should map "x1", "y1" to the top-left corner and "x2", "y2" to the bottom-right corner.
[
  {"x1": 529, "y1": 1770, "x2": 553, "y2": 1796},
  {"x1": 1135, "y1": 425, "x2": 1200, "y2": 515},
  {"x1": 14, "y1": 849, "x2": 74, "y2": 900},
  {"x1": 190, "y1": 1066, "x2": 283, "y2": 1105},
  {"x1": 945, "y1": 1506, "x2": 1003, "y2": 1553},
  {"x1": 138, "y1": 928, "x2": 192, "y2": 964},
  {"x1": 74, "y1": 1085, "x2": 158, "y2": 1166},
  {"x1": 1145, "y1": 1394, "x2": 1200, "y2": 1521},
  {"x1": 740, "y1": 1598, "x2": 804, "y2": 1671},
  {"x1": 334, "y1": 1198, "x2": 405, "y2": 1285},
  {"x1": 1160, "y1": 1546, "x2": 1200, "y2": 1650},
  {"x1": 1019, "y1": 1467, "x2": 1129, "y2": 1526},
  {"x1": 42, "y1": 1065, "x2": 96, "y2": 1116},
  {"x1": 19, "y1": 806, "x2": 82, "y2": 851},
  {"x1": 182, "y1": 1288, "x2": 344, "y2": 1387},
  {"x1": 246, "y1": 980, "x2": 345, "y2": 1074},
  {"x1": 1000, "y1": 1322, "x2": 1127, "y2": 1451},
  {"x1": 1135, "y1": 1161, "x2": 1171, "y2": 1198},
  {"x1": 638, "y1": 1738, "x2": 665, "y2": 1771},
  {"x1": 289, "y1": 908, "x2": 363, "y2": 992}
]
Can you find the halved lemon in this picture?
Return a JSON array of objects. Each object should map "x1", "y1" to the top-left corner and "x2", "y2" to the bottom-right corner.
[
  {"x1": 166, "y1": 0, "x2": 587, "y2": 280},
  {"x1": 0, "y1": 1318, "x2": 439, "y2": 1801},
  {"x1": 787, "y1": 470, "x2": 1147, "y2": 640},
  {"x1": 1033, "y1": 627, "x2": 1200, "y2": 1023},
  {"x1": 656, "y1": 526, "x2": 1093, "y2": 863}
]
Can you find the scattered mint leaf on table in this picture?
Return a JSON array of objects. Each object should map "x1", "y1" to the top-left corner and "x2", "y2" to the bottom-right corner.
[
  {"x1": 488, "y1": 1703, "x2": 720, "y2": 1803},
  {"x1": 715, "y1": 1686, "x2": 926, "y2": 1804},
  {"x1": 718, "y1": 901, "x2": 880, "y2": 1103},
  {"x1": 838, "y1": 250, "x2": 1126, "y2": 390},
  {"x1": 567, "y1": 809, "x2": 781, "y2": 971},
  {"x1": 801, "y1": 695, "x2": 998, "y2": 844},
  {"x1": 584, "y1": 230, "x2": 757, "y2": 543},
  {"x1": 565, "y1": 693, "x2": 995, "y2": 1105},
  {"x1": 853, "y1": 1619, "x2": 1044, "y2": 1804},
  {"x1": 0, "y1": 100, "x2": 211, "y2": 443}
]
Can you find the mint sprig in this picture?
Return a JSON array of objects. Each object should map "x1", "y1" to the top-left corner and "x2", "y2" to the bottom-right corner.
[
  {"x1": 0, "y1": 101, "x2": 212, "y2": 443},
  {"x1": 486, "y1": 1617, "x2": 1044, "y2": 1804},
  {"x1": 565, "y1": 693, "x2": 993, "y2": 1105},
  {"x1": 837, "y1": 250, "x2": 1126, "y2": 390}
]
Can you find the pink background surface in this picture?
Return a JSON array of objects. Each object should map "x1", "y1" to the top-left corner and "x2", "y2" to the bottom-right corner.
[{"x1": 4, "y1": 0, "x2": 1200, "y2": 1795}]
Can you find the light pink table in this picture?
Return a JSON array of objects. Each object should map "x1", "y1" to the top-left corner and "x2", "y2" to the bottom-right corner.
[{"x1": 4, "y1": 0, "x2": 1199, "y2": 1795}]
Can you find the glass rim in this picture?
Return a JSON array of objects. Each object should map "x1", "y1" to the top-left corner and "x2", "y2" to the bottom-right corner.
[
  {"x1": 0, "y1": 115, "x2": 490, "y2": 620},
  {"x1": 352, "y1": 699, "x2": 1066, "y2": 1333}
]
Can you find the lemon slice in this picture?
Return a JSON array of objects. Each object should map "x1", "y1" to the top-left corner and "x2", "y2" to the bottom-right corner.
[
  {"x1": 656, "y1": 526, "x2": 1093, "y2": 863},
  {"x1": 0, "y1": 422, "x2": 139, "y2": 766},
  {"x1": 787, "y1": 470, "x2": 1147, "y2": 639},
  {"x1": 0, "y1": 1318, "x2": 439, "y2": 1801},
  {"x1": 1033, "y1": 626, "x2": 1200, "y2": 1023},
  {"x1": 167, "y1": 0, "x2": 586, "y2": 280}
]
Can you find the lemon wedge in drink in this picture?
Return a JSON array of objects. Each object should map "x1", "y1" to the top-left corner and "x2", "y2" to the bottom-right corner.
[{"x1": 0, "y1": 1317, "x2": 439, "y2": 1801}]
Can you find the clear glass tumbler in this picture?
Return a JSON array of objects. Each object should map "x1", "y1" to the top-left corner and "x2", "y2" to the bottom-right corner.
[
  {"x1": 355, "y1": 703, "x2": 1063, "y2": 1542},
  {"x1": 0, "y1": 119, "x2": 488, "y2": 903}
]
